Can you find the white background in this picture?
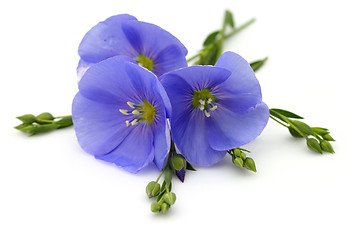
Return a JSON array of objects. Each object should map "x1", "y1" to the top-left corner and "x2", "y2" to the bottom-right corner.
[{"x1": 1, "y1": 0, "x2": 351, "y2": 239}]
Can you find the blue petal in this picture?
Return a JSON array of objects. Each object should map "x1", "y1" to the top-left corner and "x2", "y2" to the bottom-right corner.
[
  {"x1": 152, "y1": 44, "x2": 188, "y2": 77},
  {"x1": 215, "y1": 51, "x2": 262, "y2": 99},
  {"x1": 153, "y1": 121, "x2": 170, "y2": 171},
  {"x1": 206, "y1": 102, "x2": 270, "y2": 151},
  {"x1": 72, "y1": 92, "x2": 132, "y2": 156},
  {"x1": 77, "y1": 56, "x2": 136, "y2": 82},
  {"x1": 78, "y1": 57, "x2": 148, "y2": 105},
  {"x1": 121, "y1": 20, "x2": 188, "y2": 59},
  {"x1": 171, "y1": 109, "x2": 226, "y2": 166},
  {"x1": 78, "y1": 14, "x2": 137, "y2": 63},
  {"x1": 161, "y1": 66, "x2": 231, "y2": 92},
  {"x1": 97, "y1": 124, "x2": 155, "y2": 173}
]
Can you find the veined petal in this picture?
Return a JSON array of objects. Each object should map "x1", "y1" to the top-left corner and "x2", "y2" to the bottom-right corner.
[
  {"x1": 153, "y1": 120, "x2": 170, "y2": 171},
  {"x1": 78, "y1": 14, "x2": 137, "y2": 63},
  {"x1": 97, "y1": 124, "x2": 154, "y2": 173},
  {"x1": 152, "y1": 45, "x2": 188, "y2": 77},
  {"x1": 121, "y1": 20, "x2": 188, "y2": 59},
  {"x1": 161, "y1": 66, "x2": 231, "y2": 92},
  {"x1": 206, "y1": 102, "x2": 270, "y2": 151},
  {"x1": 72, "y1": 92, "x2": 132, "y2": 156},
  {"x1": 79, "y1": 57, "x2": 148, "y2": 105},
  {"x1": 215, "y1": 51, "x2": 262, "y2": 97},
  {"x1": 171, "y1": 108, "x2": 226, "y2": 166}
]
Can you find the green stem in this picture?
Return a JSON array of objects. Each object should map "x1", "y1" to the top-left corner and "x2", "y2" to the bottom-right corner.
[
  {"x1": 156, "y1": 167, "x2": 166, "y2": 183},
  {"x1": 270, "y1": 110, "x2": 308, "y2": 139},
  {"x1": 269, "y1": 115, "x2": 289, "y2": 128},
  {"x1": 54, "y1": 115, "x2": 72, "y2": 119},
  {"x1": 224, "y1": 18, "x2": 256, "y2": 39}
]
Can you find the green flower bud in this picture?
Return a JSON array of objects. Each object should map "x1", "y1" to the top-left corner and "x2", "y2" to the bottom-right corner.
[
  {"x1": 151, "y1": 201, "x2": 161, "y2": 212},
  {"x1": 36, "y1": 112, "x2": 54, "y2": 124},
  {"x1": 55, "y1": 116, "x2": 73, "y2": 128},
  {"x1": 243, "y1": 157, "x2": 257, "y2": 172},
  {"x1": 288, "y1": 126, "x2": 303, "y2": 138},
  {"x1": 320, "y1": 140, "x2": 335, "y2": 153},
  {"x1": 171, "y1": 154, "x2": 186, "y2": 171},
  {"x1": 163, "y1": 192, "x2": 176, "y2": 206},
  {"x1": 240, "y1": 152, "x2": 246, "y2": 160},
  {"x1": 16, "y1": 114, "x2": 36, "y2": 124},
  {"x1": 161, "y1": 202, "x2": 170, "y2": 213},
  {"x1": 322, "y1": 134, "x2": 335, "y2": 141},
  {"x1": 232, "y1": 157, "x2": 243, "y2": 168},
  {"x1": 146, "y1": 181, "x2": 161, "y2": 198},
  {"x1": 306, "y1": 138, "x2": 323, "y2": 154},
  {"x1": 234, "y1": 148, "x2": 242, "y2": 158}
]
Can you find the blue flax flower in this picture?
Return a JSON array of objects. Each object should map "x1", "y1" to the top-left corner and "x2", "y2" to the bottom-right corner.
[
  {"x1": 72, "y1": 56, "x2": 171, "y2": 173},
  {"x1": 77, "y1": 14, "x2": 188, "y2": 80},
  {"x1": 160, "y1": 51, "x2": 269, "y2": 166}
]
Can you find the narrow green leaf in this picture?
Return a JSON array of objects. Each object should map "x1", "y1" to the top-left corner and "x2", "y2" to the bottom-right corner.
[
  {"x1": 322, "y1": 134, "x2": 335, "y2": 141},
  {"x1": 270, "y1": 108, "x2": 304, "y2": 119},
  {"x1": 225, "y1": 10, "x2": 235, "y2": 28},
  {"x1": 269, "y1": 109, "x2": 287, "y2": 123},
  {"x1": 203, "y1": 31, "x2": 220, "y2": 47},
  {"x1": 291, "y1": 120, "x2": 315, "y2": 136},
  {"x1": 311, "y1": 127, "x2": 330, "y2": 136},
  {"x1": 185, "y1": 161, "x2": 196, "y2": 171},
  {"x1": 250, "y1": 57, "x2": 268, "y2": 72}
]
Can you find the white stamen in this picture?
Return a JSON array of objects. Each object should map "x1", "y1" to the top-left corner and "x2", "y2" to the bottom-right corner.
[
  {"x1": 199, "y1": 105, "x2": 205, "y2": 111},
  {"x1": 204, "y1": 110, "x2": 210, "y2": 117},
  {"x1": 127, "y1": 101, "x2": 136, "y2": 109},
  {"x1": 132, "y1": 110, "x2": 140, "y2": 116},
  {"x1": 125, "y1": 120, "x2": 130, "y2": 126},
  {"x1": 119, "y1": 109, "x2": 129, "y2": 115},
  {"x1": 207, "y1": 98, "x2": 213, "y2": 104},
  {"x1": 199, "y1": 99, "x2": 205, "y2": 105},
  {"x1": 131, "y1": 119, "x2": 139, "y2": 126},
  {"x1": 210, "y1": 105, "x2": 217, "y2": 111}
]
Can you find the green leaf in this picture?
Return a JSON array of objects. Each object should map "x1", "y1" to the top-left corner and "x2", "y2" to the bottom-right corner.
[
  {"x1": 270, "y1": 108, "x2": 304, "y2": 119},
  {"x1": 225, "y1": 10, "x2": 235, "y2": 28},
  {"x1": 185, "y1": 161, "x2": 196, "y2": 171},
  {"x1": 250, "y1": 57, "x2": 268, "y2": 72},
  {"x1": 291, "y1": 120, "x2": 315, "y2": 136},
  {"x1": 203, "y1": 31, "x2": 220, "y2": 47},
  {"x1": 269, "y1": 109, "x2": 287, "y2": 122},
  {"x1": 311, "y1": 127, "x2": 330, "y2": 136},
  {"x1": 306, "y1": 138, "x2": 323, "y2": 154},
  {"x1": 16, "y1": 114, "x2": 36, "y2": 124}
]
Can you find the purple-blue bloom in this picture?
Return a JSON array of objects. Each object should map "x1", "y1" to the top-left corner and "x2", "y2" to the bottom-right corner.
[
  {"x1": 77, "y1": 14, "x2": 188, "y2": 80},
  {"x1": 72, "y1": 56, "x2": 171, "y2": 173},
  {"x1": 160, "y1": 51, "x2": 269, "y2": 166}
]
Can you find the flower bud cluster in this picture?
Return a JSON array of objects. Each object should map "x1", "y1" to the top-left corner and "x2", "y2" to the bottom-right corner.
[
  {"x1": 228, "y1": 148, "x2": 257, "y2": 172},
  {"x1": 15, "y1": 112, "x2": 73, "y2": 135}
]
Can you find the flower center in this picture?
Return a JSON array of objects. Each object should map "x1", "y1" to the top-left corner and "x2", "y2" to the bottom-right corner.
[
  {"x1": 119, "y1": 100, "x2": 156, "y2": 126},
  {"x1": 135, "y1": 54, "x2": 154, "y2": 72},
  {"x1": 192, "y1": 88, "x2": 217, "y2": 117}
]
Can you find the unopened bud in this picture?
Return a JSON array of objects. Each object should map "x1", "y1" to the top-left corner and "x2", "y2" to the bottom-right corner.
[
  {"x1": 161, "y1": 202, "x2": 170, "y2": 213},
  {"x1": 306, "y1": 138, "x2": 322, "y2": 154},
  {"x1": 146, "y1": 181, "x2": 161, "y2": 198},
  {"x1": 289, "y1": 126, "x2": 303, "y2": 138},
  {"x1": 243, "y1": 157, "x2": 257, "y2": 172},
  {"x1": 234, "y1": 148, "x2": 242, "y2": 158},
  {"x1": 16, "y1": 114, "x2": 36, "y2": 124},
  {"x1": 322, "y1": 134, "x2": 335, "y2": 141},
  {"x1": 320, "y1": 140, "x2": 335, "y2": 153},
  {"x1": 233, "y1": 157, "x2": 243, "y2": 168},
  {"x1": 163, "y1": 192, "x2": 176, "y2": 206},
  {"x1": 171, "y1": 154, "x2": 187, "y2": 182},
  {"x1": 151, "y1": 201, "x2": 161, "y2": 212}
]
